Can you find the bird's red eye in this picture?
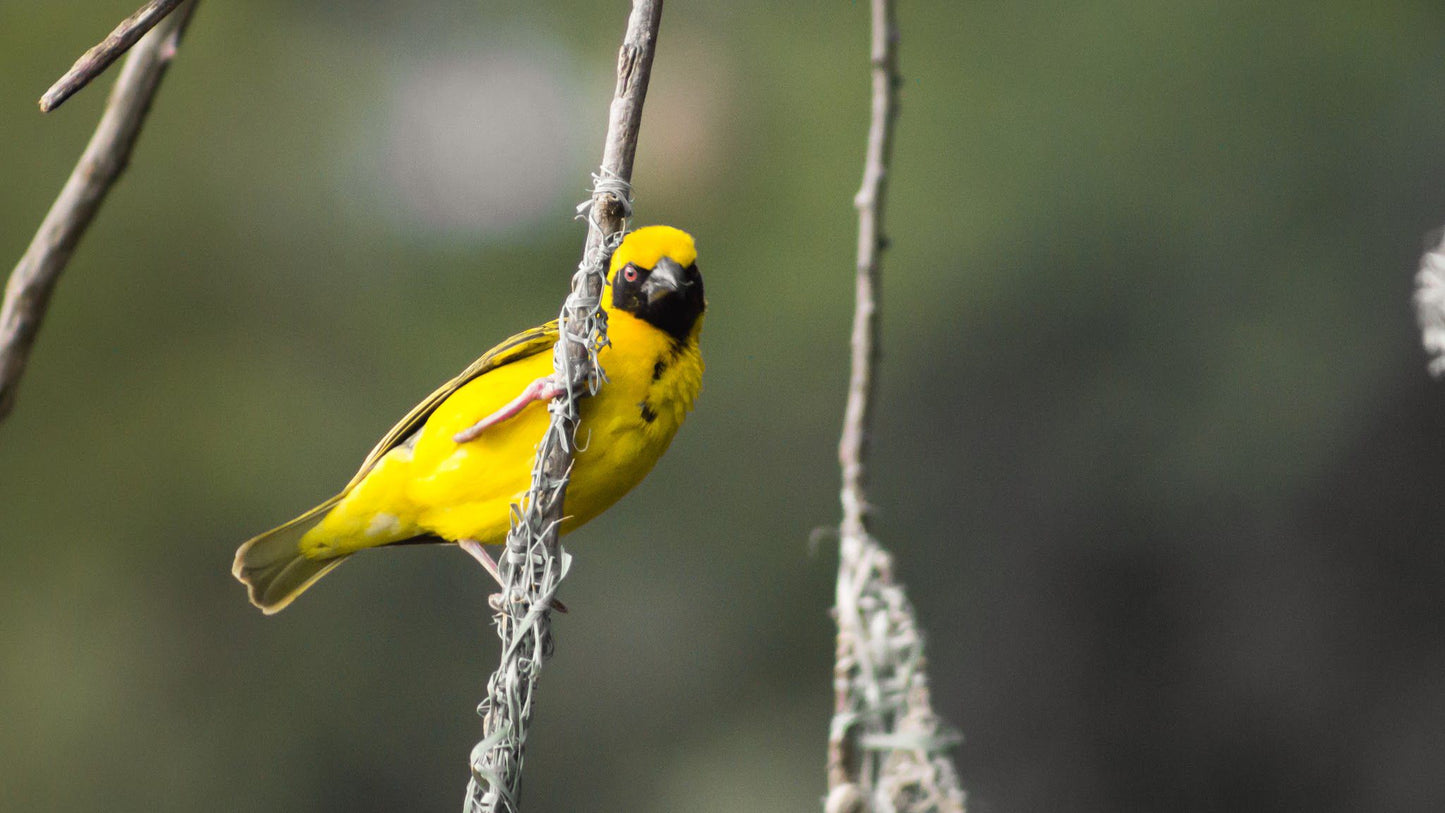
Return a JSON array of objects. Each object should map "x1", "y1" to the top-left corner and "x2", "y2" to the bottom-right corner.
[{"x1": 623, "y1": 265, "x2": 639, "y2": 282}]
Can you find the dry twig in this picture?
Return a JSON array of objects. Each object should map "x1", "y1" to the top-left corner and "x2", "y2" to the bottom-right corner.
[
  {"x1": 39, "y1": 0, "x2": 189, "y2": 113},
  {"x1": 827, "y1": 2, "x2": 966, "y2": 812},
  {"x1": 463, "y1": 2, "x2": 663, "y2": 811},
  {"x1": 0, "y1": 1, "x2": 197, "y2": 423}
]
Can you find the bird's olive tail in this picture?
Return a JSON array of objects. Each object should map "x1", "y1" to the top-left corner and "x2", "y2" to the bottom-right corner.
[{"x1": 233, "y1": 495, "x2": 348, "y2": 615}]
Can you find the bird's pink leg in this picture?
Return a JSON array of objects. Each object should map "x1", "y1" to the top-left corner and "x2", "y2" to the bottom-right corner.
[
  {"x1": 459, "y1": 539, "x2": 505, "y2": 588},
  {"x1": 459, "y1": 539, "x2": 568, "y2": 613},
  {"x1": 452, "y1": 376, "x2": 564, "y2": 444}
]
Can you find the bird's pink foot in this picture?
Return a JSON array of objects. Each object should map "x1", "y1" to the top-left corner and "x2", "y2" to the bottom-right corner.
[{"x1": 452, "y1": 377, "x2": 565, "y2": 444}]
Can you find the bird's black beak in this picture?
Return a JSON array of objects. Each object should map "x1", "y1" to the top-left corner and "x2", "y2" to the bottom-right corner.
[{"x1": 643, "y1": 257, "x2": 687, "y2": 304}]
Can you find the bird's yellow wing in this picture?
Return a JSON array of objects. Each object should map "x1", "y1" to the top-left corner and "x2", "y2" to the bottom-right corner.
[
  {"x1": 344, "y1": 320, "x2": 558, "y2": 490},
  {"x1": 237, "y1": 320, "x2": 557, "y2": 614}
]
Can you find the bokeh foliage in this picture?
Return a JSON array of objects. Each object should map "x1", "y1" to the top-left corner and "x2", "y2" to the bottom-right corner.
[{"x1": 4, "y1": 2, "x2": 1445, "y2": 811}]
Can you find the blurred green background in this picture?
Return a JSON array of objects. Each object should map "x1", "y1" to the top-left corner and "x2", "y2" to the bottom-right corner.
[{"x1": 5, "y1": 1, "x2": 1445, "y2": 811}]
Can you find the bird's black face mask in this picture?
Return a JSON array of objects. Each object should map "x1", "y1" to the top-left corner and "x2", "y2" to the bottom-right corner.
[{"x1": 610, "y1": 256, "x2": 706, "y2": 341}]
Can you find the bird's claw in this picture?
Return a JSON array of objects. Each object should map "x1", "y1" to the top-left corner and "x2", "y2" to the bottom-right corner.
[
  {"x1": 462, "y1": 539, "x2": 567, "y2": 612},
  {"x1": 487, "y1": 591, "x2": 569, "y2": 614}
]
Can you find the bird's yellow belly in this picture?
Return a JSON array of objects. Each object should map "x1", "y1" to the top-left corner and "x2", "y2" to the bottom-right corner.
[{"x1": 411, "y1": 391, "x2": 672, "y2": 544}]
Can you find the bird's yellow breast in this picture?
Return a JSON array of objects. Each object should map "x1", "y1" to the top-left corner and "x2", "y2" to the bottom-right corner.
[{"x1": 300, "y1": 310, "x2": 702, "y2": 558}]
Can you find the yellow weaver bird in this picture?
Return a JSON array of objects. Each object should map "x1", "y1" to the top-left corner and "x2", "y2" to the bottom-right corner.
[{"x1": 233, "y1": 226, "x2": 705, "y2": 614}]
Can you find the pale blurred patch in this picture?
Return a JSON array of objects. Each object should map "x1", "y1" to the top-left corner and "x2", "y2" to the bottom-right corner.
[
  {"x1": 629, "y1": 26, "x2": 736, "y2": 209},
  {"x1": 378, "y1": 40, "x2": 587, "y2": 237}
]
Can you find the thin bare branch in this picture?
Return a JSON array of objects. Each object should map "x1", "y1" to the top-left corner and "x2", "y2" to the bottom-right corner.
[
  {"x1": 837, "y1": 0, "x2": 899, "y2": 545},
  {"x1": 0, "y1": 1, "x2": 197, "y2": 424},
  {"x1": 463, "y1": 2, "x2": 663, "y2": 811},
  {"x1": 828, "y1": 2, "x2": 967, "y2": 812},
  {"x1": 39, "y1": 0, "x2": 188, "y2": 113}
]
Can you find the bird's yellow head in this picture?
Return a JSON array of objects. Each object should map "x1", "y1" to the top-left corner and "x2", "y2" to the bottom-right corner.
[{"x1": 605, "y1": 226, "x2": 705, "y2": 341}]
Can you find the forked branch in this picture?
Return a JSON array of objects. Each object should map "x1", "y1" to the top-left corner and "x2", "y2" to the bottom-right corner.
[{"x1": 0, "y1": 1, "x2": 197, "y2": 423}]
